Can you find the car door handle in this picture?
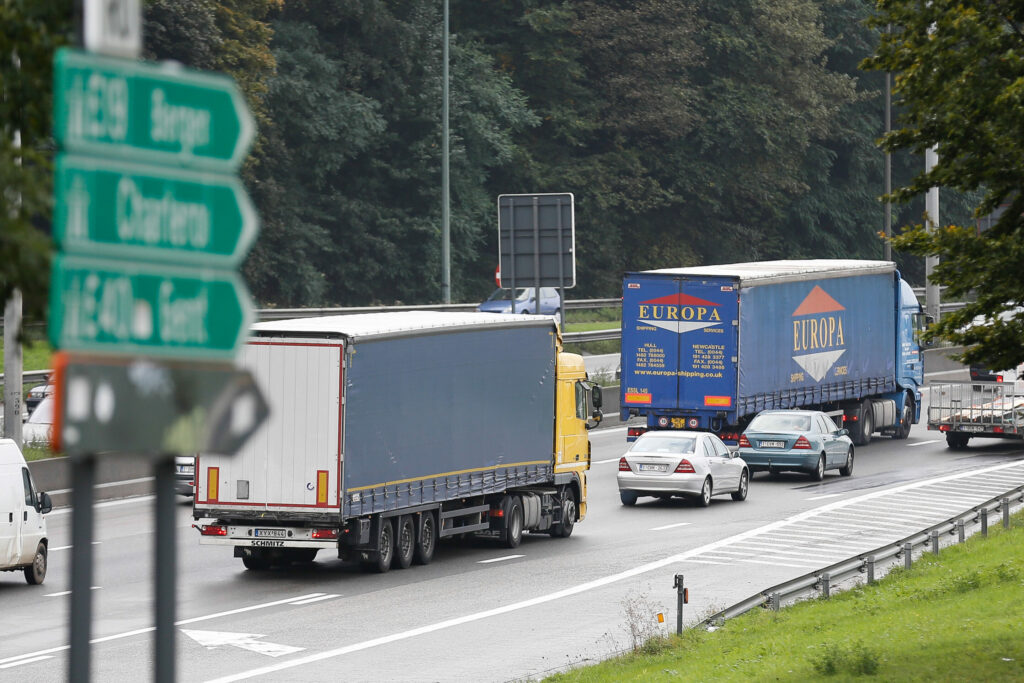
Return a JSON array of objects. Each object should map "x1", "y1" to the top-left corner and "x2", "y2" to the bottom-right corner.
[{"x1": 24, "y1": 511, "x2": 28, "y2": 521}]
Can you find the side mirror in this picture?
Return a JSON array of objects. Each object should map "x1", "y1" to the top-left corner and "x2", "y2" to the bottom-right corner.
[
  {"x1": 837, "y1": 428, "x2": 849, "y2": 437},
  {"x1": 37, "y1": 492, "x2": 53, "y2": 515},
  {"x1": 592, "y1": 385, "x2": 603, "y2": 409}
]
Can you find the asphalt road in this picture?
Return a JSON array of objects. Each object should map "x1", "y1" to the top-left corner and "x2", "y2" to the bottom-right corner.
[{"x1": 2, "y1": 386, "x2": 1023, "y2": 682}]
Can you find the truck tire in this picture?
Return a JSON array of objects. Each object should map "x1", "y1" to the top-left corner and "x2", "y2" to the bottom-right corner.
[
  {"x1": 242, "y1": 553, "x2": 271, "y2": 571},
  {"x1": 858, "y1": 403, "x2": 874, "y2": 446},
  {"x1": 810, "y1": 454, "x2": 826, "y2": 482},
  {"x1": 287, "y1": 549, "x2": 318, "y2": 564},
  {"x1": 366, "y1": 517, "x2": 395, "y2": 573},
  {"x1": 414, "y1": 511, "x2": 437, "y2": 565},
  {"x1": 504, "y1": 497, "x2": 524, "y2": 549},
  {"x1": 549, "y1": 488, "x2": 577, "y2": 538},
  {"x1": 946, "y1": 433, "x2": 970, "y2": 449},
  {"x1": 894, "y1": 396, "x2": 914, "y2": 440},
  {"x1": 24, "y1": 542, "x2": 46, "y2": 585},
  {"x1": 393, "y1": 516, "x2": 415, "y2": 570}
]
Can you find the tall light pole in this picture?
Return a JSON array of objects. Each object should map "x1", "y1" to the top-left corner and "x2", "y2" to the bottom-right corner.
[
  {"x1": 883, "y1": 25, "x2": 892, "y2": 262},
  {"x1": 441, "y1": 0, "x2": 451, "y2": 303},
  {"x1": 925, "y1": 146, "x2": 940, "y2": 321}
]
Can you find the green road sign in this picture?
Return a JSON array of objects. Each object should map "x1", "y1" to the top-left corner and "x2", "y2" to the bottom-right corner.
[
  {"x1": 54, "y1": 154, "x2": 258, "y2": 265},
  {"x1": 53, "y1": 354, "x2": 269, "y2": 457},
  {"x1": 53, "y1": 48, "x2": 254, "y2": 170},
  {"x1": 49, "y1": 255, "x2": 253, "y2": 360}
]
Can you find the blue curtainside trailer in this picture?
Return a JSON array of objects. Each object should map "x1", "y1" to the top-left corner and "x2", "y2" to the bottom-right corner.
[{"x1": 619, "y1": 260, "x2": 927, "y2": 446}]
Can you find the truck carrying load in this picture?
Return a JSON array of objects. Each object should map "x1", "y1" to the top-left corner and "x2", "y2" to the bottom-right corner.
[
  {"x1": 193, "y1": 312, "x2": 601, "y2": 572},
  {"x1": 619, "y1": 260, "x2": 926, "y2": 445},
  {"x1": 927, "y1": 381, "x2": 1024, "y2": 449}
]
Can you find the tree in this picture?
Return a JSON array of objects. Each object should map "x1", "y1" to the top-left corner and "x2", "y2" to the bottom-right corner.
[
  {"x1": 862, "y1": 1, "x2": 1024, "y2": 371},
  {"x1": 0, "y1": 1, "x2": 72, "y2": 324}
]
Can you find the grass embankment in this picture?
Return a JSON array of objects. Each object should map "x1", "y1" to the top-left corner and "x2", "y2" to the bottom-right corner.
[
  {"x1": 548, "y1": 510, "x2": 1024, "y2": 682},
  {"x1": 564, "y1": 307, "x2": 620, "y2": 356}
]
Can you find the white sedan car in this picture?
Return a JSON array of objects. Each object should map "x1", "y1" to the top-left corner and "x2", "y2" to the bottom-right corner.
[{"x1": 617, "y1": 430, "x2": 749, "y2": 506}]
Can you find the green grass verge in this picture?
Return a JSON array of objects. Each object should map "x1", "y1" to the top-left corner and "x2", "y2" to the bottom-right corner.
[{"x1": 547, "y1": 510, "x2": 1024, "y2": 682}]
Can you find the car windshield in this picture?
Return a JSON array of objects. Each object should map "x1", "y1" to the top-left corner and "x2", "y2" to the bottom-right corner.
[
  {"x1": 629, "y1": 434, "x2": 696, "y2": 454},
  {"x1": 486, "y1": 288, "x2": 530, "y2": 302},
  {"x1": 748, "y1": 413, "x2": 811, "y2": 432}
]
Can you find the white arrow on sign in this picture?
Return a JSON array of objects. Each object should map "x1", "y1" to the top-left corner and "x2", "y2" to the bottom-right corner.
[{"x1": 181, "y1": 629, "x2": 304, "y2": 658}]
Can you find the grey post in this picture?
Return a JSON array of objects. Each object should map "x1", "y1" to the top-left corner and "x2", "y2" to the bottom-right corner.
[
  {"x1": 1002, "y1": 498, "x2": 1010, "y2": 529},
  {"x1": 155, "y1": 455, "x2": 177, "y2": 683},
  {"x1": 673, "y1": 574, "x2": 684, "y2": 635},
  {"x1": 866, "y1": 556, "x2": 875, "y2": 584},
  {"x1": 532, "y1": 197, "x2": 540, "y2": 315},
  {"x1": 821, "y1": 573, "x2": 831, "y2": 599},
  {"x1": 904, "y1": 542, "x2": 912, "y2": 570},
  {"x1": 770, "y1": 592, "x2": 781, "y2": 612},
  {"x1": 981, "y1": 507, "x2": 988, "y2": 536},
  {"x1": 957, "y1": 519, "x2": 965, "y2": 543},
  {"x1": 69, "y1": 456, "x2": 97, "y2": 683},
  {"x1": 930, "y1": 529, "x2": 939, "y2": 555},
  {"x1": 3, "y1": 290, "x2": 23, "y2": 444}
]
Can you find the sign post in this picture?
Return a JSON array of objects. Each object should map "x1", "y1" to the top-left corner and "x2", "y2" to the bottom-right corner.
[{"x1": 51, "y1": 16, "x2": 264, "y2": 680}]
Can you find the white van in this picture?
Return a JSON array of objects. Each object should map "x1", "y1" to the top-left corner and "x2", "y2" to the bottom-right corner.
[{"x1": 1, "y1": 439, "x2": 52, "y2": 584}]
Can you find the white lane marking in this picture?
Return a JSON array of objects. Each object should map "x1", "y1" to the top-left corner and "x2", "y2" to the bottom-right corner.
[
  {"x1": 681, "y1": 558, "x2": 729, "y2": 565},
  {"x1": 477, "y1": 555, "x2": 524, "y2": 564},
  {"x1": 289, "y1": 594, "x2": 340, "y2": 606},
  {"x1": 593, "y1": 457, "x2": 621, "y2": 465},
  {"x1": 203, "y1": 459, "x2": 1024, "y2": 683},
  {"x1": 649, "y1": 522, "x2": 692, "y2": 532},
  {"x1": 0, "y1": 655, "x2": 52, "y2": 669},
  {"x1": 50, "y1": 542, "x2": 102, "y2": 552},
  {"x1": 288, "y1": 592, "x2": 324, "y2": 602},
  {"x1": 909, "y1": 439, "x2": 941, "y2": 447},
  {"x1": 48, "y1": 496, "x2": 156, "y2": 516},
  {"x1": 48, "y1": 477, "x2": 155, "y2": 496},
  {"x1": 43, "y1": 587, "x2": 101, "y2": 598},
  {"x1": 182, "y1": 630, "x2": 303, "y2": 658},
  {"x1": 806, "y1": 493, "x2": 843, "y2": 501},
  {"x1": 0, "y1": 593, "x2": 326, "y2": 667}
]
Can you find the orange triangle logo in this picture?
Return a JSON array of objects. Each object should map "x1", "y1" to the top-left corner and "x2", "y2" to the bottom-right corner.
[{"x1": 793, "y1": 285, "x2": 845, "y2": 316}]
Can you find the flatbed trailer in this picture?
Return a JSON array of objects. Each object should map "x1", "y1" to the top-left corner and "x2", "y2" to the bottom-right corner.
[{"x1": 927, "y1": 381, "x2": 1024, "y2": 448}]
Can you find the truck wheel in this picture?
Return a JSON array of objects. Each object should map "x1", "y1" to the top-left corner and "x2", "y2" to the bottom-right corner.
[
  {"x1": 288, "y1": 549, "x2": 318, "y2": 564},
  {"x1": 24, "y1": 542, "x2": 46, "y2": 585},
  {"x1": 810, "y1": 455, "x2": 826, "y2": 482},
  {"x1": 731, "y1": 470, "x2": 749, "y2": 501},
  {"x1": 242, "y1": 553, "x2": 271, "y2": 571},
  {"x1": 504, "y1": 497, "x2": 523, "y2": 549},
  {"x1": 393, "y1": 516, "x2": 415, "y2": 570},
  {"x1": 620, "y1": 491, "x2": 638, "y2": 506},
  {"x1": 839, "y1": 448, "x2": 854, "y2": 477},
  {"x1": 894, "y1": 397, "x2": 914, "y2": 440},
  {"x1": 414, "y1": 511, "x2": 437, "y2": 565},
  {"x1": 946, "y1": 433, "x2": 970, "y2": 449},
  {"x1": 858, "y1": 404, "x2": 873, "y2": 446},
  {"x1": 550, "y1": 488, "x2": 577, "y2": 538},
  {"x1": 367, "y1": 518, "x2": 395, "y2": 573},
  {"x1": 697, "y1": 477, "x2": 712, "y2": 507}
]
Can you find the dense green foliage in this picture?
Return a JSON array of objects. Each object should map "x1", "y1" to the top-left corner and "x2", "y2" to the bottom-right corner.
[
  {"x1": 864, "y1": 1, "x2": 1024, "y2": 371},
  {"x1": 0, "y1": 1, "x2": 990, "y2": 312}
]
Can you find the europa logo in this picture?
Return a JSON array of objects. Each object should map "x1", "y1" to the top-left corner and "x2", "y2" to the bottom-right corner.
[
  {"x1": 791, "y1": 285, "x2": 846, "y2": 382},
  {"x1": 636, "y1": 293, "x2": 722, "y2": 334}
]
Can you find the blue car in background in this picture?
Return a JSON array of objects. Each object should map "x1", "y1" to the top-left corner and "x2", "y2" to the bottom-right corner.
[
  {"x1": 477, "y1": 287, "x2": 561, "y2": 315},
  {"x1": 737, "y1": 409, "x2": 854, "y2": 481}
]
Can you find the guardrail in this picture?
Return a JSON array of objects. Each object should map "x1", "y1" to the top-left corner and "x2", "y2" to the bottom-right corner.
[
  {"x1": 255, "y1": 297, "x2": 621, "y2": 320},
  {"x1": 692, "y1": 484, "x2": 1024, "y2": 631}
]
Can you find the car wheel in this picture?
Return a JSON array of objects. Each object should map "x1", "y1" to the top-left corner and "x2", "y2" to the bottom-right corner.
[
  {"x1": 811, "y1": 454, "x2": 826, "y2": 482},
  {"x1": 731, "y1": 470, "x2": 749, "y2": 502},
  {"x1": 413, "y1": 511, "x2": 437, "y2": 565},
  {"x1": 24, "y1": 542, "x2": 46, "y2": 585},
  {"x1": 839, "y1": 448, "x2": 854, "y2": 477},
  {"x1": 620, "y1": 491, "x2": 638, "y2": 506},
  {"x1": 504, "y1": 497, "x2": 524, "y2": 548},
  {"x1": 697, "y1": 477, "x2": 712, "y2": 507},
  {"x1": 895, "y1": 397, "x2": 914, "y2": 440},
  {"x1": 393, "y1": 516, "x2": 415, "y2": 569},
  {"x1": 549, "y1": 488, "x2": 577, "y2": 538}
]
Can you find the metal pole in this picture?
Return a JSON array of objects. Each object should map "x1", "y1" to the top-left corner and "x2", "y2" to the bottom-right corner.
[
  {"x1": 3, "y1": 290, "x2": 23, "y2": 445},
  {"x1": 884, "y1": 38, "x2": 892, "y2": 262},
  {"x1": 903, "y1": 542, "x2": 912, "y2": 570},
  {"x1": 930, "y1": 529, "x2": 939, "y2": 554},
  {"x1": 506, "y1": 197, "x2": 516, "y2": 312},
  {"x1": 532, "y1": 198, "x2": 540, "y2": 315},
  {"x1": 770, "y1": 592, "x2": 781, "y2": 612},
  {"x1": 866, "y1": 557, "x2": 875, "y2": 584},
  {"x1": 556, "y1": 196, "x2": 566, "y2": 328},
  {"x1": 821, "y1": 573, "x2": 831, "y2": 599},
  {"x1": 674, "y1": 574, "x2": 684, "y2": 635},
  {"x1": 981, "y1": 508, "x2": 988, "y2": 536},
  {"x1": 1002, "y1": 498, "x2": 1010, "y2": 529},
  {"x1": 957, "y1": 519, "x2": 965, "y2": 543},
  {"x1": 925, "y1": 147, "x2": 940, "y2": 321},
  {"x1": 440, "y1": 0, "x2": 451, "y2": 304},
  {"x1": 155, "y1": 456, "x2": 177, "y2": 683},
  {"x1": 69, "y1": 456, "x2": 96, "y2": 683}
]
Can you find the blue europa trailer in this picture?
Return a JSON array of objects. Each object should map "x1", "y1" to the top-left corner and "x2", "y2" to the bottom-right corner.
[{"x1": 619, "y1": 260, "x2": 926, "y2": 445}]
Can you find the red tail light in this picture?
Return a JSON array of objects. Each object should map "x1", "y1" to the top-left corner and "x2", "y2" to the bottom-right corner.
[
  {"x1": 996, "y1": 376, "x2": 1004, "y2": 382},
  {"x1": 993, "y1": 426, "x2": 1004, "y2": 433},
  {"x1": 738, "y1": 434, "x2": 751, "y2": 448},
  {"x1": 197, "y1": 524, "x2": 227, "y2": 536},
  {"x1": 618, "y1": 457, "x2": 631, "y2": 472},
  {"x1": 312, "y1": 528, "x2": 338, "y2": 540},
  {"x1": 793, "y1": 436, "x2": 812, "y2": 450},
  {"x1": 675, "y1": 459, "x2": 696, "y2": 473},
  {"x1": 938, "y1": 424, "x2": 950, "y2": 432},
  {"x1": 627, "y1": 427, "x2": 647, "y2": 438}
]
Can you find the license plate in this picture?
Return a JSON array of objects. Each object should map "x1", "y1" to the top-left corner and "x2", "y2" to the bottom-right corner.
[
  {"x1": 254, "y1": 528, "x2": 287, "y2": 538},
  {"x1": 176, "y1": 465, "x2": 194, "y2": 474},
  {"x1": 638, "y1": 464, "x2": 667, "y2": 472},
  {"x1": 958, "y1": 425, "x2": 985, "y2": 432},
  {"x1": 759, "y1": 440, "x2": 786, "y2": 448}
]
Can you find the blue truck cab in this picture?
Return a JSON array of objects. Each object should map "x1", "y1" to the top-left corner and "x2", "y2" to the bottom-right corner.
[{"x1": 619, "y1": 260, "x2": 926, "y2": 446}]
